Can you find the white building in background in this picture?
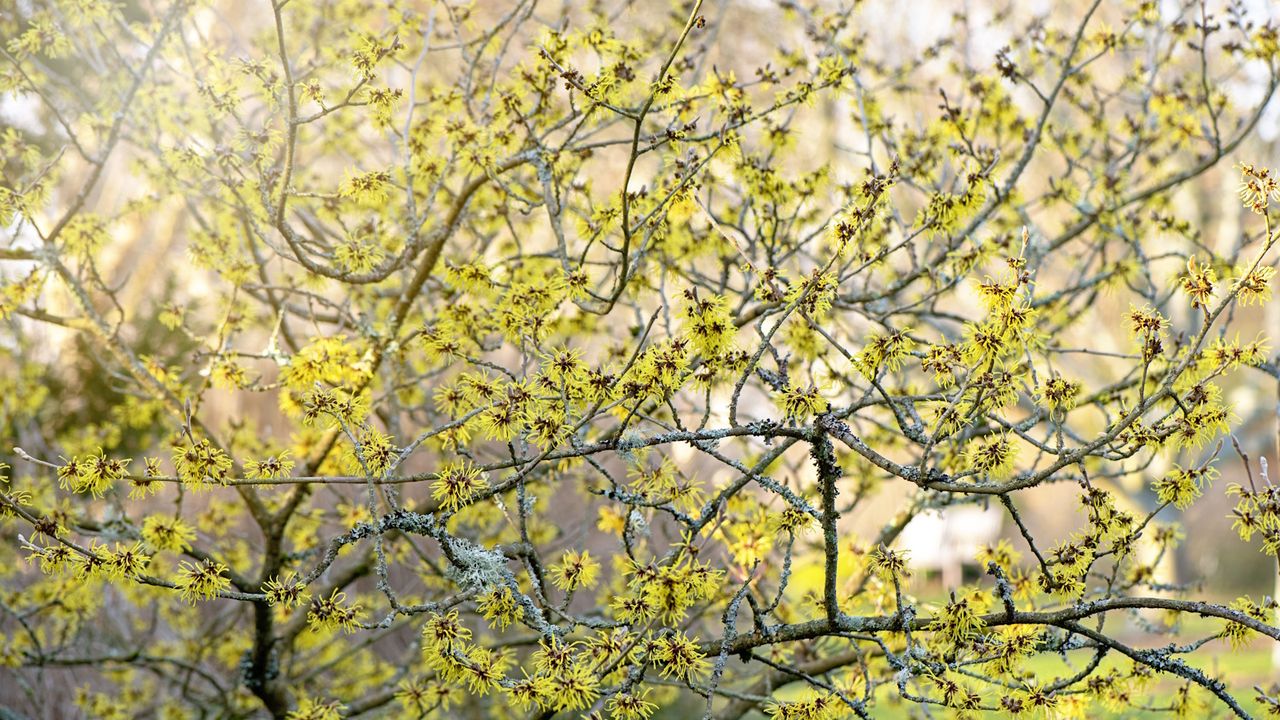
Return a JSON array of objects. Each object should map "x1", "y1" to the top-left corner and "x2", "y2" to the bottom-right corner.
[{"x1": 897, "y1": 505, "x2": 1003, "y2": 589}]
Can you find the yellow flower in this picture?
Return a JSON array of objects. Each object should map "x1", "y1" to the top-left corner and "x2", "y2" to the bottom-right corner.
[
  {"x1": 174, "y1": 559, "x2": 230, "y2": 603},
  {"x1": 262, "y1": 573, "x2": 311, "y2": 611},
  {"x1": 431, "y1": 461, "x2": 486, "y2": 511},
  {"x1": 778, "y1": 383, "x2": 828, "y2": 422},
  {"x1": 1036, "y1": 375, "x2": 1081, "y2": 412},
  {"x1": 171, "y1": 438, "x2": 232, "y2": 490},
  {"x1": 1179, "y1": 256, "x2": 1217, "y2": 310},
  {"x1": 1233, "y1": 264, "x2": 1275, "y2": 306},
  {"x1": 338, "y1": 168, "x2": 391, "y2": 204},
  {"x1": 649, "y1": 631, "x2": 708, "y2": 681},
  {"x1": 307, "y1": 589, "x2": 364, "y2": 633},
  {"x1": 964, "y1": 436, "x2": 1018, "y2": 479},
  {"x1": 285, "y1": 697, "x2": 344, "y2": 720},
  {"x1": 856, "y1": 327, "x2": 916, "y2": 377},
  {"x1": 1154, "y1": 464, "x2": 1218, "y2": 510},
  {"x1": 245, "y1": 451, "x2": 294, "y2": 480},
  {"x1": 550, "y1": 549, "x2": 600, "y2": 592},
  {"x1": 142, "y1": 516, "x2": 196, "y2": 553},
  {"x1": 477, "y1": 586, "x2": 521, "y2": 630}
]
